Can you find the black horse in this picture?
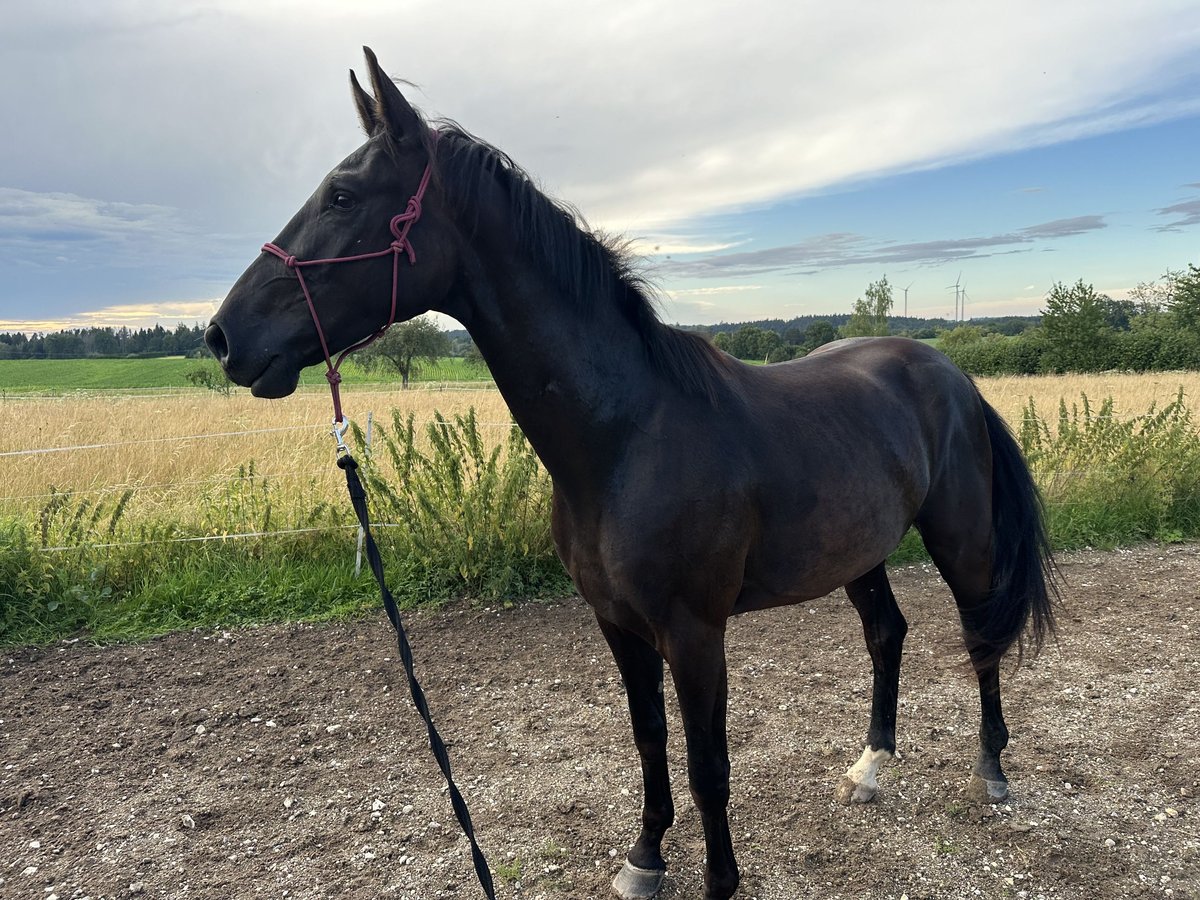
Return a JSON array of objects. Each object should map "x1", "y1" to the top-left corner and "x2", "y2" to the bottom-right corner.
[{"x1": 206, "y1": 49, "x2": 1057, "y2": 900}]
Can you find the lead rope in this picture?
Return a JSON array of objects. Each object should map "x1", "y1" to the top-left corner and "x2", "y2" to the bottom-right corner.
[
  {"x1": 260, "y1": 134, "x2": 496, "y2": 898},
  {"x1": 337, "y1": 450, "x2": 497, "y2": 900}
]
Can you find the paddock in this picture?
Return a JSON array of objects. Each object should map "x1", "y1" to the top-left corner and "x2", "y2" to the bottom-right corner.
[{"x1": 2, "y1": 544, "x2": 1196, "y2": 899}]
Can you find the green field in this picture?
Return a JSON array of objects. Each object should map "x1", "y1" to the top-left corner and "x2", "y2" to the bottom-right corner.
[{"x1": 0, "y1": 356, "x2": 492, "y2": 393}]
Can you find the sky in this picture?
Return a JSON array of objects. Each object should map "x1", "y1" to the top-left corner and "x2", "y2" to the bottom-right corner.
[{"x1": 1, "y1": 0, "x2": 1199, "y2": 333}]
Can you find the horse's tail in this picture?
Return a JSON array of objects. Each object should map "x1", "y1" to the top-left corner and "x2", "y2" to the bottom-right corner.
[{"x1": 976, "y1": 395, "x2": 1059, "y2": 663}]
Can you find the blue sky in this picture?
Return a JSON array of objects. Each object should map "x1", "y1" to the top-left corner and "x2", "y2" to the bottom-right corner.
[{"x1": 1, "y1": 1, "x2": 1198, "y2": 332}]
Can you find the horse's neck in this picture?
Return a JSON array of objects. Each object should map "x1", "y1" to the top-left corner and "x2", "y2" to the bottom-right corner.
[{"x1": 441, "y1": 248, "x2": 658, "y2": 492}]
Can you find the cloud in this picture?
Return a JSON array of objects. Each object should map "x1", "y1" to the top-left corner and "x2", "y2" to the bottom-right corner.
[
  {"x1": 628, "y1": 236, "x2": 747, "y2": 256},
  {"x1": 4, "y1": 2, "x2": 1200, "y2": 236},
  {"x1": 0, "y1": 188, "x2": 184, "y2": 263},
  {"x1": 0, "y1": 187, "x2": 249, "y2": 315},
  {"x1": 1018, "y1": 216, "x2": 1108, "y2": 238},
  {"x1": 658, "y1": 284, "x2": 765, "y2": 321},
  {"x1": 654, "y1": 216, "x2": 1108, "y2": 279},
  {"x1": 1154, "y1": 198, "x2": 1200, "y2": 232},
  {"x1": 0, "y1": 299, "x2": 220, "y2": 333}
]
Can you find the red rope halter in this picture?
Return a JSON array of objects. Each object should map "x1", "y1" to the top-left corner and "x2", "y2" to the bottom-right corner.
[{"x1": 261, "y1": 152, "x2": 436, "y2": 428}]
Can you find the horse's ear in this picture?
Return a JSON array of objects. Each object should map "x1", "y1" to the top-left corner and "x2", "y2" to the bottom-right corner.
[
  {"x1": 350, "y1": 69, "x2": 380, "y2": 136},
  {"x1": 361, "y1": 46, "x2": 422, "y2": 142}
]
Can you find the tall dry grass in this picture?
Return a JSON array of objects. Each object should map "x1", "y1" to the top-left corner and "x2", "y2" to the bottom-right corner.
[
  {"x1": 2, "y1": 371, "x2": 1197, "y2": 530},
  {"x1": 0, "y1": 384, "x2": 510, "y2": 528},
  {"x1": 974, "y1": 372, "x2": 1200, "y2": 426}
]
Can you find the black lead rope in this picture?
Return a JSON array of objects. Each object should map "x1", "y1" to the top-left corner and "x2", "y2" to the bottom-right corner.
[{"x1": 337, "y1": 452, "x2": 497, "y2": 900}]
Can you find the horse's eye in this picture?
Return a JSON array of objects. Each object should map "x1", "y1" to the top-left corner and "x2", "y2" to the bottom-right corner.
[{"x1": 331, "y1": 192, "x2": 356, "y2": 210}]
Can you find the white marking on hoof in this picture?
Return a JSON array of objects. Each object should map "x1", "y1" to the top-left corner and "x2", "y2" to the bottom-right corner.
[
  {"x1": 835, "y1": 745, "x2": 893, "y2": 805},
  {"x1": 966, "y1": 774, "x2": 1009, "y2": 803},
  {"x1": 612, "y1": 860, "x2": 666, "y2": 900}
]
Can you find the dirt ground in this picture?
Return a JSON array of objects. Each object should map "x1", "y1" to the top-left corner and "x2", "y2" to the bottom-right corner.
[{"x1": 2, "y1": 545, "x2": 1197, "y2": 900}]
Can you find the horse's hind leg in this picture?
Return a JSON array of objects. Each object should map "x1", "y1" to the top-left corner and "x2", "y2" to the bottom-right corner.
[
  {"x1": 919, "y1": 519, "x2": 1012, "y2": 803},
  {"x1": 836, "y1": 562, "x2": 908, "y2": 804},
  {"x1": 596, "y1": 617, "x2": 674, "y2": 900}
]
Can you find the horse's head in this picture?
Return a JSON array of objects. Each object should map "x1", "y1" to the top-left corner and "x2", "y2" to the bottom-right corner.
[{"x1": 206, "y1": 48, "x2": 457, "y2": 398}]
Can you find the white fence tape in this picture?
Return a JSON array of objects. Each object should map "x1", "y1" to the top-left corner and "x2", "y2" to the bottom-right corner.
[
  {"x1": 0, "y1": 417, "x2": 520, "y2": 459},
  {"x1": 38, "y1": 522, "x2": 411, "y2": 553}
]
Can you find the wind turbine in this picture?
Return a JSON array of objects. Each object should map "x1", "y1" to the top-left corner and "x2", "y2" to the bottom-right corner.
[
  {"x1": 945, "y1": 272, "x2": 962, "y2": 322},
  {"x1": 903, "y1": 282, "x2": 913, "y2": 318}
]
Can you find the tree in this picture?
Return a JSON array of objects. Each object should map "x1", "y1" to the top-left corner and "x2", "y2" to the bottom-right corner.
[
  {"x1": 938, "y1": 324, "x2": 984, "y2": 351},
  {"x1": 357, "y1": 316, "x2": 452, "y2": 387},
  {"x1": 719, "y1": 325, "x2": 785, "y2": 362},
  {"x1": 842, "y1": 276, "x2": 893, "y2": 337},
  {"x1": 1128, "y1": 269, "x2": 1182, "y2": 315},
  {"x1": 186, "y1": 361, "x2": 234, "y2": 396},
  {"x1": 1168, "y1": 264, "x2": 1200, "y2": 334},
  {"x1": 801, "y1": 320, "x2": 837, "y2": 353},
  {"x1": 1040, "y1": 279, "x2": 1113, "y2": 372}
]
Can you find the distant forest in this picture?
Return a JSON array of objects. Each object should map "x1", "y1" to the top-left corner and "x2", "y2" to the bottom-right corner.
[
  {"x1": 695, "y1": 314, "x2": 1038, "y2": 340},
  {"x1": 0, "y1": 324, "x2": 209, "y2": 359}
]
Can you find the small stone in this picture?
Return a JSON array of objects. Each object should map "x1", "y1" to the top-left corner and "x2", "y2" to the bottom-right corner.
[
  {"x1": 194, "y1": 725, "x2": 206, "y2": 736},
  {"x1": 284, "y1": 798, "x2": 294, "y2": 809},
  {"x1": 21, "y1": 866, "x2": 37, "y2": 876},
  {"x1": 1105, "y1": 838, "x2": 1116, "y2": 848},
  {"x1": 181, "y1": 814, "x2": 196, "y2": 829},
  {"x1": 1165, "y1": 807, "x2": 1179, "y2": 817},
  {"x1": 28, "y1": 841, "x2": 40, "y2": 849},
  {"x1": 402, "y1": 804, "x2": 414, "y2": 814},
  {"x1": 130, "y1": 883, "x2": 145, "y2": 894},
  {"x1": 372, "y1": 799, "x2": 385, "y2": 812}
]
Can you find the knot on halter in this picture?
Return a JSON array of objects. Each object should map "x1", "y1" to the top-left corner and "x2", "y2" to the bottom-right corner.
[
  {"x1": 261, "y1": 242, "x2": 298, "y2": 269},
  {"x1": 390, "y1": 200, "x2": 422, "y2": 266},
  {"x1": 325, "y1": 369, "x2": 342, "y2": 387}
]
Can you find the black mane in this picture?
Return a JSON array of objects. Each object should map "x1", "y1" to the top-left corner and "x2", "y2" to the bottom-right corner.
[{"x1": 428, "y1": 122, "x2": 730, "y2": 403}]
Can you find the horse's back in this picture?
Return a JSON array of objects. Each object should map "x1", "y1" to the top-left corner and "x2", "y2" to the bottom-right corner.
[{"x1": 722, "y1": 337, "x2": 992, "y2": 609}]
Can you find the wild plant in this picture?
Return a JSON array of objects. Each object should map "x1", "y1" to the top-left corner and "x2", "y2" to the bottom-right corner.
[
  {"x1": 355, "y1": 408, "x2": 562, "y2": 600},
  {"x1": 1019, "y1": 390, "x2": 1200, "y2": 545}
]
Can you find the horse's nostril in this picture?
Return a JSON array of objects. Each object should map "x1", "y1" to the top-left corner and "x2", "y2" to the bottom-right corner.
[{"x1": 204, "y1": 323, "x2": 229, "y2": 363}]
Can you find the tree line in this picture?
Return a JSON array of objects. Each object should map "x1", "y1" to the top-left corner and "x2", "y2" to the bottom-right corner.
[
  {"x1": 942, "y1": 268, "x2": 1200, "y2": 374},
  {"x1": 0, "y1": 323, "x2": 209, "y2": 359},
  {"x1": 710, "y1": 265, "x2": 1200, "y2": 375}
]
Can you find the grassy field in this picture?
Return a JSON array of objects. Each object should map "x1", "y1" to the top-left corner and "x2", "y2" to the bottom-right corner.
[
  {"x1": 0, "y1": 356, "x2": 490, "y2": 393},
  {"x1": 2, "y1": 360, "x2": 1199, "y2": 645}
]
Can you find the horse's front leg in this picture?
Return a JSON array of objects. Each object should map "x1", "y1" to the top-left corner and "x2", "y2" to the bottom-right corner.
[
  {"x1": 597, "y1": 617, "x2": 675, "y2": 900},
  {"x1": 665, "y1": 621, "x2": 739, "y2": 900}
]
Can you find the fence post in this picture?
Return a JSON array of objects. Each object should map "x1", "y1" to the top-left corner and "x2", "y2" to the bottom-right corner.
[{"x1": 355, "y1": 410, "x2": 373, "y2": 576}]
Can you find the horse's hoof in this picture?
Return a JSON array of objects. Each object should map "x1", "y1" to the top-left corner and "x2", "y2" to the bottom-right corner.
[
  {"x1": 835, "y1": 775, "x2": 877, "y2": 805},
  {"x1": 612, "y1": 860, "x2": 667, "y2": 900},
  {"x1": 965, "y1": 774, "x2": 1009, "y2": 803}
]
